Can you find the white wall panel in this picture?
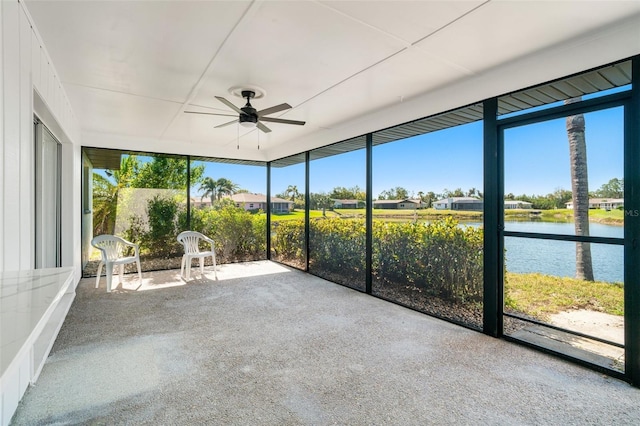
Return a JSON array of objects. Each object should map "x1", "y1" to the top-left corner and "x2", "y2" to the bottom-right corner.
[
  {"x1": 61, "y1": 143, "x2": 82, "y2": 282},
  {"x1": 54, "y1": 75, "x2": 60, "y2": 117},
  {"x1": 0, "y1": 0, "x2": 5, "y2": 271},
  {"x1": 46, "y1": 63, "x2": 53, "y2": 107},
  {"x1": 39, "y1": 47, "x2": 47, "y2": 96},
  {"x1": 1, "y1": 2, "x2": 83, "y2": 422},
  {"x1": 31, "y1": 30, "x2": 39, "y2": 93},
  {"x1": 3, "y1": 0, "x2": 21, "y2": 270},
  {"x1": 20, "y1": 8, "x2": 33, "y2": 269},
  {"x1": 0, "y1": 0, "x2": 82, "y2": 275}
]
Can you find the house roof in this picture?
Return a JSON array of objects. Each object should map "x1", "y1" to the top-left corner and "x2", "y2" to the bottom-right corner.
[
  {"x1": 23, "y1": 1, "x2": 640, "y2": 163},
  {"x1": 588, "y1": 198, "x2": 624, "y2": 204},
  {"x1": 373, "y1": 199, "x2": 420, "y2": 205},
  {"x1": 505, "y1": 200, "x2": 532, "y2": 205},
  {"x1": 333, "y1": 199, "x2": 360, "y2": 204},
  {"x1": 434, "y1": 197, "x2": 482, "y2": 204},
  {"x1": 230, "y1": 193, "x2": 292, "y2": 204}
]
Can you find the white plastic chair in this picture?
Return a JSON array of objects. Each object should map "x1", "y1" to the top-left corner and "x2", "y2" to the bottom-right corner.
[
  {"x1": 177, "y1": 231, "x2": 217, "y2": 280},
  {"x1": 91, "y1": 235, "x2": 142, "y2": 292}
]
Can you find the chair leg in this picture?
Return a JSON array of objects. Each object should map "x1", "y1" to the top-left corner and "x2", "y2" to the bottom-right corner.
[
  {"x1": 186, "y1": 257, "x2": 191, "y2": 281},
  {"x1": 212, "y1": 253, "x2": 217, "y2": 279},
  {"x1": 200, "y1": 257, "x2": 204, "y2": 276},
  {"x1": 106, "y1": 264, "x2": 114, "y2": 293},
  {"x1": 136, "y1": 258, "x2": 142, "y2": 281},
  {"x1": 95, "y1": 262, "x2": 104, "y2": 288},
  {"x1": 180, "y1": 255, "x2": 185, "y2": 279}
]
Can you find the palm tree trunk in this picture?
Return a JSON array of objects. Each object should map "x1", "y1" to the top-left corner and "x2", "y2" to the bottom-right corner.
[{"x1": 565, "y1": 97, "x2": 594, "y2": 281}]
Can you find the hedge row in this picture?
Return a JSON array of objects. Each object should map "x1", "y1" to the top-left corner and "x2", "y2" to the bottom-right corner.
[
  {"x1": 272, "y1": 216, "x2": 483, "y2": 303},
  {"x1": 122, "y1": 196, "x2": 483, "y2": 303},
  {"x1": 124, "y1": 196, "x2": 266, "y2": 263}
]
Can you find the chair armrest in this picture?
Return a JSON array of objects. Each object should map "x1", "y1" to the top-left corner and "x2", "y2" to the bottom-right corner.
[
  {"x1": 122, "y1": 239, "x2": 140, "y2": 256},
  {"x1": 202, "y1": 236, "x2": 216, "y2": 251},
  {"x1": 95, "y1": 247, "x2": 108, "y2": 262}
]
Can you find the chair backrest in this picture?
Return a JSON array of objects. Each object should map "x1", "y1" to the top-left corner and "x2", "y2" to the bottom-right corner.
[
  {"x1": 91, "y1": 235, "x2": 128, "y2": 261},
  {"x1": 177, "y1": 231, "x2": 208, "y2": 255}
]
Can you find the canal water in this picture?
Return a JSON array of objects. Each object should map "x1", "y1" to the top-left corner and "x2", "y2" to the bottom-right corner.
[{"x1": 495, "y1": 221, "x2": 623, "y2": 283}]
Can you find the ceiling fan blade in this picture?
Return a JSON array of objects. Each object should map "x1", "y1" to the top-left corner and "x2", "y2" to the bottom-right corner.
[
  {"x1": 215, "y1": 96, "x2": 245, "y2": 115},
  {"x1": 257, "y1": 122, "x2": 272, "y2": 133},
  {"x1": 257, "y1": 103, "x2": 292, "y2": 117},
  {"x1": 184, "y1": 111, "x2": 236, "y2": 117},
  {"x1": 214, "y1": 119, "x2": 238, "y2": 129},
  {"x1": 260, "y1": 117, "x2": 306, "y2": 126}
]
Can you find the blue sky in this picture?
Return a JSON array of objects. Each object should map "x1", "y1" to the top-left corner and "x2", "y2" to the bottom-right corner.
[{"x1": 197, "y1": 104, "x2": 623, "y2": 199}]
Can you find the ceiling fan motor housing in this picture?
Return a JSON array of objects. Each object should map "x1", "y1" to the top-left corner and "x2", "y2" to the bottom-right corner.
[
  {"x1": 240, "y1": 106, "x2": 258, "y2": 124},
  {"x1": 240, "y1": 90, "x2": 258, "y2": 124}
]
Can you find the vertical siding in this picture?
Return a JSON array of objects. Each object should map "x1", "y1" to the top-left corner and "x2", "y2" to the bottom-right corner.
[
  {"x1": 0, "y1": 0, "x2": 81, "y2": 276},
  {"x1": 19, "y1": 8, "x2": 33, "y2": 269},
  {"x1": 2, "y1": 0, "x2": 21, "y2": 270},
  {"x1": 0, "y1": 0, "x2": 4, "y2": 272}
]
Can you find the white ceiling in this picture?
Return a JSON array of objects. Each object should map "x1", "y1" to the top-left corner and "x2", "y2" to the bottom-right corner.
[{"x1": 24, "y1": 0, "x2": 640, "y2": 162}]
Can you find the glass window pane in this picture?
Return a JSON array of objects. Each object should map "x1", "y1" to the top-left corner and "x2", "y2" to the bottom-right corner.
[
  {"x1": 309, "y1": 139, "x2": 366, "y2": 291},
  {"x1": 371, "y1": 108, "x2": 484, "y2": 330},
  {"x1": 86, "y1": 151, "x2": 191, "y2": 275},
  {"x1": 190, "y1": 159, "x2": 267, "y2": 263},
  {"x1": 504, "y1": 237, "x2": 624, "y2": 372},
  {"x1": 271, "y1": 154, "x2": 306, "y2": 269},
  {"x1": 504, "y1": 107, "x2": 624, "y2": 238}
]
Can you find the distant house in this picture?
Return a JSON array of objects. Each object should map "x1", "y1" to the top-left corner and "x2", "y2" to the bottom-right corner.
[
  {"x1": 373, "y1": 199, "x2": 424, "y2": 210},
  {"x1": 190, "y1": 197, "x2": 212, "y2": 209},
  {"x1": 433, "y1": 197, "x2": 483, "y2": 211},
  {"x1": 504, "y1": 200, "x2": 533, "y2": 209},
  {"x1": 565, "y1": 198, "x2": 624, "y2": 210},
  {"x1": 229, "y1": 193, "x2": 293, "y2": 213},
  {"x1": 333, "y1": 199, "x2": 362, "y2": 209}
]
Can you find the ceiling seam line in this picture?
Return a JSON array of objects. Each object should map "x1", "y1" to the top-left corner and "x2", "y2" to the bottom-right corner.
[
  {"x1": 311, "y1": 0, "x2": 412, "y2": 48},
  {"x1": 62, "y1": 81, "x2": 185, "y2": 105},
  {"x1": 291, "y1": 48, "x2": 409, "y2": 112},
  {"x1": 410, "y1": 0, "x2": 491, "y2": 47},
  {"x1": 159, "y1": 0, "x2": 258, "y2": 139},
  {"x1": 313, "y1": 0, "x2": 484, "y2": 75}
]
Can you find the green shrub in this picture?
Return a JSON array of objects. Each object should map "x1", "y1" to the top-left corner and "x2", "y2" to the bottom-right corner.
[
  {"x1": 309, "y1": 218, "x2": 366, "y2": 280},
  {"x1": 143, "y1": 195, "x2": 183, "y2": 256},
  {"x1": 271, "y1": 219, "x2": 305, "y2": 262},
  {"x1": 373, "y1": 217, "x2": 483, "y2": 303},
  {"x1": 203, "y1": 205, "x2": 266, "y2": 262}
]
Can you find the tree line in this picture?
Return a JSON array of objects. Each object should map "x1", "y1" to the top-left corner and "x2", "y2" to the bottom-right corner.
[{"x1": 274, "y1": 178, "x2": 622, "y2": 211}]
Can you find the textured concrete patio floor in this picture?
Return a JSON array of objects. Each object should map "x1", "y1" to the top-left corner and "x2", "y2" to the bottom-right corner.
[{"x1": 12, "y1": 261, "x2": 640, "y2": 425}]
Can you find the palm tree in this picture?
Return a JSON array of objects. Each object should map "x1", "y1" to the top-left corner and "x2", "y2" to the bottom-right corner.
[
  {"x1": 199, "y1": 177, "x2": 218, "y2": 205},
  {"x1": 285, "y1": 185, "x2": 299, "y2": 202},
  {"x1": 92, "y1": 155, "x2": 140, "y2": 235},
  {"x1": 215, "y1": 177, "x2": 239, "y2": 200},
  {"x1": 566, "y1": 97, "x2": 594, "y2": 281},
  {"x1": 92, "y1": 173, "x2": 118, "y2": 235}
]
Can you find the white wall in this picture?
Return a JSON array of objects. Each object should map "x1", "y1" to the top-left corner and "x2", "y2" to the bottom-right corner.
[{"x1": 1, "y1": 1, "x2": 82, "y2": 282}]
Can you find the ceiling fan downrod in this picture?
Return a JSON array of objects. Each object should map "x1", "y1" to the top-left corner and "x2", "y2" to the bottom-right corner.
[{"x1": 239, "y1": 90, "x2": 258, "y2": 126}]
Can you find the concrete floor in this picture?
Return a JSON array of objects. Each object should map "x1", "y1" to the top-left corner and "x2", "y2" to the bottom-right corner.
[{"x1": 11, "y1": 261, "x2": 640, "y2": 425}]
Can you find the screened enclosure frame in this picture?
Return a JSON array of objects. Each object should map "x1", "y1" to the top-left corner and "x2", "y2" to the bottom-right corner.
[
  {"x1": 266, "y1": 55, "x2": 640, "y2": 386},
  {"x1": 80, "y1": 56, "x2": 640, "y2": 386}
]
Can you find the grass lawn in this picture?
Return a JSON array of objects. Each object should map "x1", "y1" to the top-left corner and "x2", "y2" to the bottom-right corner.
[
  {"x1": 270, "y1": 210, "x2": 338, "y2": 221},
  {"x1": 505, "y1": 272, "x2": 623, "y2": 320},
  {"x1": 533, "y1": 208, "x2": 624, "y2": 225},
  {"x1": 334, "y1": 208, "x2": 482, "y2": 220},
  {"x1": 270, "y1": 207, "x2": 623, "y2": 225},
  {"x1": 589, "y1": 208, "x2": 624, "y2": 224}
]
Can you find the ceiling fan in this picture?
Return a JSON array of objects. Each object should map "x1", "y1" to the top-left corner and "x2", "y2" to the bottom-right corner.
[{"x1": 184, "y1": 90, "x2": 305, "y2": 133}]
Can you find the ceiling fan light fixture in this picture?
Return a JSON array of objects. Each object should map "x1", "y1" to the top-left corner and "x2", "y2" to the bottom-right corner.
[{"x1": 239, "y1": 121, "x2": 257, "y2": 128}]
